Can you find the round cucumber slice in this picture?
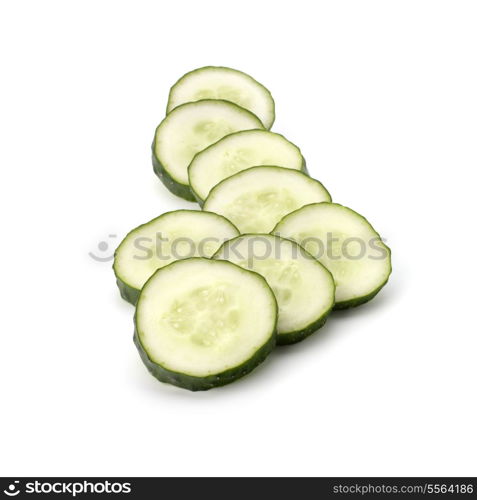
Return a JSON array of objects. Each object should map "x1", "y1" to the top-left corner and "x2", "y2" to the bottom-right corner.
[
  {"x1": 214, "y1": 234, "x2": 335, "y2": 344},
  {"x1": 272, "y1": 203, "x2": 392, "y2": 309},
  {"x1": 188, "y1": 129, "x2": 307, "y2": 205},
  {"x1": 113, "y1": 210, "x2": 239, "y2": 304},
  {"x1": 167, "y1": 66, "x2": 275, "y2": 129},
  {"x1": 153, "y1": 100, "x2": 264, "y2": 201},
  {"x1": 203, "y1": 166, "x2": 331, "y2": 234},
  {"x1": 134, "y1": 258, "x2": 278, "y2": 391}
]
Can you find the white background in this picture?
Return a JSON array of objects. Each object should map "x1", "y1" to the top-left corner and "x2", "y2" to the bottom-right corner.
[{"x1": 1, "y1": 0, "x2": 476, "y2": 477}]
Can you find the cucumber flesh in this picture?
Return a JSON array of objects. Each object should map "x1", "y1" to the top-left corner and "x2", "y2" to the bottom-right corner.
[
  {"x1": 167, "y1": 66, "x2": 275, "y2": 129},
  {"x1": 188, "y1": 129, "x2": 307, "y2": 204},
  {"x1": 272, "y1": 202, "x2": 392, "y2": 308},
  {"x1": 134, "y1": 258, "x2": 277, "y2": 391},
  {"x1": 214, "y1": 234, "x2": 335, "y2": 344},
  {"x1": 153, "y1": 100, "x2": 264, "y2": 201},
  {"x1": 203, "y1": 166, "x2": 331, "y2": 234},
  {"x1": 113, "y1": 210, "x2": 239, "y2": 304}
]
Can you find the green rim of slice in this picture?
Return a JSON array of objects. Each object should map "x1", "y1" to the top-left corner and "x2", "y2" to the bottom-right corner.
[
  {"x1": 188, "y1": 129, "x2": 308, "y2": 205},
  {"x1": 272, "y1": 202, "x2": 392, "y2": 309},
  {"x1": 113, "y1": 210, "x2": 239, "y2": 304},
  {"x1": 153, "y1": 99, "x2": 264, "y2": 201},
  {"x1": 134, "y1": 257, "x2": 278, "y2": 391},
  {"x1": 166, "y1": 66, "x2": 275, "y2": 129},
  {"x1": 214, "y1": 234, "x2": 335, "y2": 344}
]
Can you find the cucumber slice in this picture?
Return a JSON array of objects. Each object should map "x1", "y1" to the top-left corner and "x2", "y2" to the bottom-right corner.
[
  {"x1": 188, "y1": 129, "x2": 307, "y2": 205},
  {"x1": 134, "y1": 258, "x2": 277, "y2": 391},
  {"x1": 113, "y1": 210, "x2": 239, "y2": 304},
  {"x1": 272, "y1": 203, "x2": 392, "y2": 309},
  {"x1": 214, "y1": 235, "x2": 335, "y2": 344},
  {"x1": 153, "y1": 100, "x2": 264, "y2": 201},
  {"x1": 203, "y1": 166, "x2": 331, "y2": 233},
  {"x1": 167, "y1": 66, "x2": 275, "y2": 129}
]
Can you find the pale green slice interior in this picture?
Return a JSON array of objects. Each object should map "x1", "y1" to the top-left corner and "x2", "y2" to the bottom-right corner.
[
  {"x1": 114, "y1": 210, "x2": 239, "y2": 291},
  {"x1": 188, "y1": 129, "x2": 305, "y2": 202},
  {"x1": 154, "y1": 100, "x2": 264, "y2": 185},
  {"x1": 273, "y1": 203, "x2": 391, "y2": 304},
  {"x1": 215, "y1": 235, "x2": 335, "y2": 335},
  {"x1": 203, "y1": 166, "x2": 331, "y2": 233},
  {"x1": 167, "y1": 66, "x2": 275, "y2": 129},
  {"x1": 136, "y1": 258, "x2": 277, "y2": 377}
]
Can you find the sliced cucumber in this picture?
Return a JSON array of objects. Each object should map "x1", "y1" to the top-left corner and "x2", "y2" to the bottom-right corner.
[
  {"x1": 153, "y1": 100, "x2": 264, "y2": 201},
  {"x1": 134, "y1": 258, "x2": 277, "y2": 391},
  {"x1": 203, "y1": 166, "x2": 331, "y2": 234},
  {"x1": 272, "y1": 203, "x2": 392, "y2": 308},
  {"x1": 167, "y1": 66, "x2": 275, "y2": 129},
  {"x1": 188, "y1": 129, "x2": 307, "y2": 205},
  {"x1": 113, "y1": 210, "x2": 239, "y2": 304},
  {"x1": 214, "y1": 234, "x2": 335, "y2": 344}
]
